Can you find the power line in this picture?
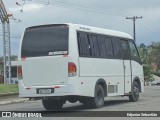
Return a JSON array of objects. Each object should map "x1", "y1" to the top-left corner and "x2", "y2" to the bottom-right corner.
[
  {"x1": 140, "y1": 19, "x2": 160, "y2": 35},
  {"x1": 21, "y1": 0, "x2": 128, "y2": 16},
  {"x1": 144, "y1": 18, "x2": 160, "y2": 30}
]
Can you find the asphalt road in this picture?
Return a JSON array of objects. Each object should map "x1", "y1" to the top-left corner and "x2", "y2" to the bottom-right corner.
[{"x1": 0, "y1": 86, "x2": 160, "y2": 119}]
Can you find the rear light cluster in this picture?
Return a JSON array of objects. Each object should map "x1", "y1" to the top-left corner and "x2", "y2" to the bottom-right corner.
[
  {"x1": 18, "y1": 66, "x2": 23, "y2": 79},
  {"x1": 68, "y1": 62, "x2": 77, "y2": 77}
]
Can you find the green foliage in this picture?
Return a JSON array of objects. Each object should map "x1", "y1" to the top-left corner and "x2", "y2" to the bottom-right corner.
[
  {"x1": 10, "y1": 55, "x2": 18, "y2": 61},
  {"x1": 0, "y1": 84, "x2": 18, "y2": 93},
  {"x1": 140, "y1": 43, "x2": 146, "y2": 49},
  {"x1": 138, "y1": 48, "x2": 147, "y2": 63},
  {"x1": 0, "y1": 55, "x2": 17, "y2": 62},
  {"x1": 143, "y1": 65, "x2": 154, "y2": 82},
  {"x1": 139, "y1": 44, "x2": 154, "y2": 82},
  {"x1": 149, "y1": 42, "x2": 160, "y2": 71}
]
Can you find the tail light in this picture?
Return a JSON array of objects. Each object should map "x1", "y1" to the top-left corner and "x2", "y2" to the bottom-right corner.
[
  {"x1": 68, "y1": 62, "x2": 77, "y2": 77},
  {"x1": 18, "y1": 66, "x2": 23, "y2": 79}
]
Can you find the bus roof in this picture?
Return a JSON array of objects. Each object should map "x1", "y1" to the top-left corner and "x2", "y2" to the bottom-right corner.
[
  {"x1": 26, "y1": 23, "x2": 133, "y2": 40},
  {"x1": 67, "y1": 23, "x2": 133, "y2": 40}
]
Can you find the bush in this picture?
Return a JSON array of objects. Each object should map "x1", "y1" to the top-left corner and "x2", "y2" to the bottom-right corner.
[{"x1": 143, "y1": 65, "x2": 154, "y2": 82}]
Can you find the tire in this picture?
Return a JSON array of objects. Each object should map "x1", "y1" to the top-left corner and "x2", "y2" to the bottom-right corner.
[
  {"x1": 129, "y1": 81, "x2": 140, "y2": 102},
  {"x1": 42, "y1": 99, "x2": 64, "y2": 111},
  {"x1": 83, "y1": 85, "x2": 104, "y2": 108}
]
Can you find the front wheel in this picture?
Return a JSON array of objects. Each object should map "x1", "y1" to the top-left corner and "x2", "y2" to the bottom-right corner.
[{"x1": 129, "y1": 81, "x2": 140, "y2": 102}]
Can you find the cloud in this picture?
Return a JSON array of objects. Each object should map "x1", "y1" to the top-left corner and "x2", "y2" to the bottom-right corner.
[
  {"x1": 1, "y1": 0, "x2": 160, "y2": 56},
  {"x1": 9, "y1": 4, "x2": 43, "y2": 13}
]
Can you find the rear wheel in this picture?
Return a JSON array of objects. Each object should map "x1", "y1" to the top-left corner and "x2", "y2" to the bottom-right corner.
[
  {"x1": 42, "y1": 99, "x2": 64, "y2": 111},
  {"x1": 83, "y1": 85, "x2": 105, "y2": 108},
  {"x1": 129, "y1": 81, "x2": 140, "y2": 102}
]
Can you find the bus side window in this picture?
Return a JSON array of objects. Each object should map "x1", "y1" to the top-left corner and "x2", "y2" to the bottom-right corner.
[
  {"x1": 90, "y1": 35, "x2": 100, "y2": 57},
  {"x1": 97, "y1": 35, "x2": 107, "y2": 58},
  {"x1": 77, "y1": 32, "x2": 90, "y2": 57},
  {"x1": 112, "y1": 38, "x2": 122, "y2": 59},
  {"x1": 96, "y1": 35, "x2": 114, "y2": 58},
  {"x1": 120, "y1": 40, "x2": 130, "y2": 60},
  {"x1": 104, "y1": 37, "x2": 114, "y2": 58}
]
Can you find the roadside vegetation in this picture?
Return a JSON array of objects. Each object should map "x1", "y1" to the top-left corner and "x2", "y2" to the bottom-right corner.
[
  {"x1": 0, "y1": 84, "x2": 18, "y2": 93},
  {"x1": 139, "y1": 42, "x2": 160, "y2": 84}
]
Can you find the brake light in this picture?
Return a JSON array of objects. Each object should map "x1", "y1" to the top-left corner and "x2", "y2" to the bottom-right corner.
[
  {"x1": 68, "y1": 62, "x2": 77, "y2": 77},
  {"x1": 18, "y1": 66, "x2": 23, "y2": 79}
]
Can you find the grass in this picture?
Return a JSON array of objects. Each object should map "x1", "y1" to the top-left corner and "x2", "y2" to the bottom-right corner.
[{"x1": 0, "y1": 84, "x2": 18, "y2": 93}]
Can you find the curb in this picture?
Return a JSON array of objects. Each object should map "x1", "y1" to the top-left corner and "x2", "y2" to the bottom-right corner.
[
  {"x1": 0, "y1": 98, "x2": 29, "y2": 106},
  {"x1": 0, "y1": 92, "x2": 29, "y2": 105},
  {"x1": 0, "y1": 92, "x2": 18, "y2": 97}
]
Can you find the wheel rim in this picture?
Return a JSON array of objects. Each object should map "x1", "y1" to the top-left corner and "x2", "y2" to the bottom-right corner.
[
  {"x1": 96, "y1": 89, "x2": 103, "y2": 105},
  {"x1": 133, "y1": 84, "x2": 139, "y2": 97}
]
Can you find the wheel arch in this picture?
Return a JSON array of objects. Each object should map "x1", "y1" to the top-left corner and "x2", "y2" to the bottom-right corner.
[{"x1": 95, "y1": 79, "x2": 107, "y2": 97}]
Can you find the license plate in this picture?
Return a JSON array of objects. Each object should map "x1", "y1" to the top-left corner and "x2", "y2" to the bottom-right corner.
[{"x1": 37, "y1": 88, "x2": 54, "y2": 94}]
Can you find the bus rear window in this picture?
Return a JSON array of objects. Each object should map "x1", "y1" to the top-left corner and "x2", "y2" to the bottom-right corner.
[{"x1": 21, "y1": 25, "x2": 69, "y2": 58}]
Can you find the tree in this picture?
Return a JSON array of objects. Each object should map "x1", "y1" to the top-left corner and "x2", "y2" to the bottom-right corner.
[
  {"x1": 149, "y1": 42, "x2": 160, "y2": 71},
  {"x1": 143, "y1": 65, "x2": 154, "y2": 83},
  {"x1": 140, "y1": 43, "x2": 146, "y2": 49},
  {"x1": 138, "y1": 45, "x2": 154, "y2": 84}
]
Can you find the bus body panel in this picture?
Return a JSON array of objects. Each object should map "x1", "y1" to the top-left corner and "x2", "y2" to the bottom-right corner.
[
  {"x1": 79, "y1": 58, "x2": 124, "y2": 77},
  {"x1": 124, "y1": 60, "x2": 132, "y2": 93},
  {"x1": 131, "y1": 60, "x2": 144, "y2": 92},
  {"x1": 18, "y1": 78, "x2": 79, "y2": 98},
  {"x1": 78, "y1": 58, "x2": 125, "y2": 96},
  {"x1": 21, "y1": 56, "x2": 68, "y2": 87}
]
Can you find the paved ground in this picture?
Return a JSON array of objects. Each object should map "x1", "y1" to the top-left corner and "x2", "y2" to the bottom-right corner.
[{"x1": 0, "y1": 86, "x2": 160, "y2": 119}]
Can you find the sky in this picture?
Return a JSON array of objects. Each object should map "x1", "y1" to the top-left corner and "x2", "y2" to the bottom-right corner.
[{"x1": 0, "y1": 0, "x2": 160, "y2": 56}]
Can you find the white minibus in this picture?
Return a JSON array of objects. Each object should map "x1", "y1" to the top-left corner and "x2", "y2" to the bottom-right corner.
[{"x1": 18, "y1": 23, "x2": 144, "y2": 110}]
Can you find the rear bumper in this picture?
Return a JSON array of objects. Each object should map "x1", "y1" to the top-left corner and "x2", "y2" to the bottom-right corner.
[{"x1": 18, "y1": 80, "x2": 78, "y2": 98}]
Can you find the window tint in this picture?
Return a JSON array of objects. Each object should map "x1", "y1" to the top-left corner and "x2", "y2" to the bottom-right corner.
[
  {"x1": 112, "y1": 38, "x2": 122, "y2": 59},
  {"x1": 22, "y1": 25, "x2": 69, "y2": 58},
  {"x1": 129, "y1": 41, "x2": 141, "y2": 63},
  {"x1": 96, "y1": 35, "x2": 114, "y2": 58},
  {"x1": 90, "y1": 35, "x2": 100, "y2": 57},
  {"x1": 104, "y1": 37, "x2": 114, "y2": 58},
  {"x1": 120, "y1": 40, "x2": 130, "y2": 59},
  {"x1": 97, "y1": 36, "x2": 107, "y2": 57},
  {"x1": 77, "y1": 32, "x2": 90, "y2": 56},
  {"x1": 77, "y1": 31, "x2": 118, "y2": 59}
]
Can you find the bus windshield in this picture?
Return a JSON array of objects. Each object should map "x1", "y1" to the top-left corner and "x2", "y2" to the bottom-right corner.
[{"x1": 21, "y1": 25, "x2": 69, "y2": 58}]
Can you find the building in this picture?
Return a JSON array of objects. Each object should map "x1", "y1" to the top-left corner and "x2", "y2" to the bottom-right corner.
[
  {"x1": 10, "y1": 61, "x2": 18, "y2": 84},
  {"x1": 0, "y1": 61, "x2": 18, "y2": 84}
]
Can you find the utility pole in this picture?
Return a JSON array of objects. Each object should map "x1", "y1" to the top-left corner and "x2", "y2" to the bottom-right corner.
[
  {"x1": 0, "y1": 0, "x2": 11, "y2": 84},
  {"x1": 126, "y1": 16, "x2": 142, "y2": 43}
]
